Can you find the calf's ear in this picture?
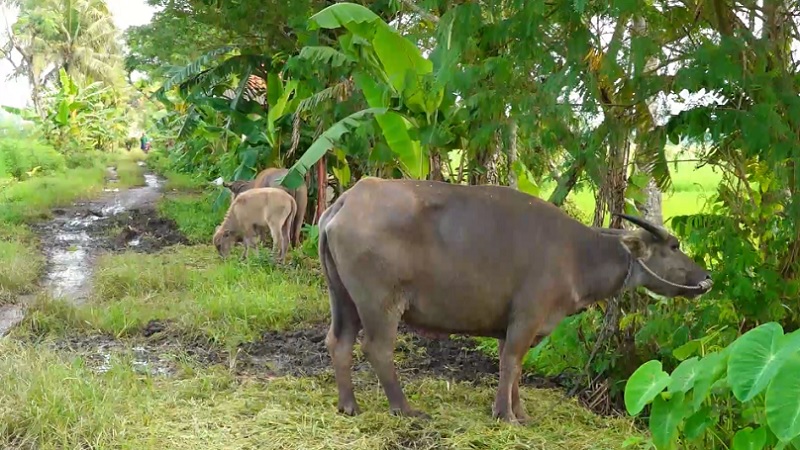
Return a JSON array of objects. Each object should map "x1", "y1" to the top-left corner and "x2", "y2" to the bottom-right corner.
[{"x1": 620, "y1": 234, "x2": 652, "y2": 260}]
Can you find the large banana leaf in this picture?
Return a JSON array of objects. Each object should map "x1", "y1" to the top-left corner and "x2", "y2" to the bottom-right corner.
[
  {"x1": 278, "y1": 107, "x2": 389, "y2": 190},
  {"x1": 309, "y1": 2, "x2": 440, "y2": 114},
  {"x1": 354, "y1": 71, "x2": 429, "y2": 179}
]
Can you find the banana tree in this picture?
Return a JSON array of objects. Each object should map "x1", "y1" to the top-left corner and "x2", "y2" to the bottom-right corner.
[{"x1": 278, "y1": 2, "x2": 449, "y2": 190}]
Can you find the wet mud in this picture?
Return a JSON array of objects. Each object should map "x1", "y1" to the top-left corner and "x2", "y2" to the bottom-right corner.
[
  {"x1": 32, "y1": 171, "x2": 166, "y2": 303},
  {"x1": 234, "y1": 323, "x2": 558, "y2": 389}
]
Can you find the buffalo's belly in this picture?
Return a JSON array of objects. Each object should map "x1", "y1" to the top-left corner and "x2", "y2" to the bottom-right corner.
[{"x1": 398, "y1": 284, "x2": 512, "y2": 338}]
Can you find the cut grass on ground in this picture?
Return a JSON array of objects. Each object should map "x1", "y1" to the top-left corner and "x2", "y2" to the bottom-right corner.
[{"x1": 0, "y1": 340, "x2": 643, "y2": 450}]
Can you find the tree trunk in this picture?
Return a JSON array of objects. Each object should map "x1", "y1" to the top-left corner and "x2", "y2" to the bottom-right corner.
[
  {"x1": 507, "y1": 119, "x2": 518, "y2": 190},
  {"x1": 593, "y1": 135, "x2": 630, "y2": 228},
  {"x1": 485, "y1": 127, "x2": 505, "y2": 185},
  {"x1": 314, "y1": 158, "x2": 327, "y2": 225},
  {"x1": 633, "y1": 15, "x2": 664, "y2": 227},
  {"x1": 429, "y1": 151, "x2": 445, "y2": 182}
]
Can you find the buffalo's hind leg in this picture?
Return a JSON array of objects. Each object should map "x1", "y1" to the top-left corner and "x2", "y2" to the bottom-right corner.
[
  {"x1": 325, "y1": 300, "x2": 361, "y2": 416},
  {"x1": 357, "y1": 296, "x2": 429, "y2": 419},
  {"x1": 321, "y1": 230, "x2": 362, "y2": 416}
]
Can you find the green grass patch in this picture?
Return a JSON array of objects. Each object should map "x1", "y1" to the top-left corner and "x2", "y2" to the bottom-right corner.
[
  {"x1": 158, "y1": 192, "x2": 228, "y2": 243},
  {"x1": 0, "y1": 166, "x2": 107, "y2": 225},
  {"x1": 0, "y1": 339, "x2": 643, "y2": 449},
  {"x1": 115, "y1": 159, "x2": 146, "y2": 188},
  {"x1": 0, "y1": 239, "x2": 44, "y2": 304},
  {"x1": 539, "y1": 160, "x2": 723, "y2": 226},
  {"x1": 161, "y1": 170, "x2": 209, "y2": 192},
  {"x1": 24, "y1": 245, "x2": 329, "y2": 347}
]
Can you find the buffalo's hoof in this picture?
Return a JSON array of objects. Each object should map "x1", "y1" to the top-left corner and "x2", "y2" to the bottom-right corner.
[
  {"x1": 338, "y1": 403, "x2": 360, "y2": 416},
  {"x1": 513, "y1": 411, "x2": 531, "y2": 425},
  {"x1": 492, "y1": 407, "x2": 523, "y2": 425}
]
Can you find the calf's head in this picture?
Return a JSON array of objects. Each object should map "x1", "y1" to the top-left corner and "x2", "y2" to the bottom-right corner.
[
  {"x1": 212, "y1": 225, "x2": 236, "y2": 258},
  {"x1": 615, "y1": 214, "x2": 713, "y2": 298},
  {"x1": 222, "y1": 180, "x2": 251, "y2": 199}
]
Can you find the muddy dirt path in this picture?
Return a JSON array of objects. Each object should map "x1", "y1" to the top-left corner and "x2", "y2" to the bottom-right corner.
[{"x1": 0, "y1": 163, "x2": 166, "y2": 336}]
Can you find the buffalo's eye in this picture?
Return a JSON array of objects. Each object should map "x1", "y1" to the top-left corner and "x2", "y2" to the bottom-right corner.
[{"x1": 670, "y1": 243, "x2": 680, "y2": 251}]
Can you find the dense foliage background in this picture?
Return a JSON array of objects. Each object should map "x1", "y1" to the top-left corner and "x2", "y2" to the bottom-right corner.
[{"x1": 3, "y1": 0, "x2": 800, "y2": 448}]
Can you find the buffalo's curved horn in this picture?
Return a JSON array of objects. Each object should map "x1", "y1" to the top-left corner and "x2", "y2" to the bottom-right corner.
[{"x1": 614, "y1": 213, "x2": 670, "y2": 241}]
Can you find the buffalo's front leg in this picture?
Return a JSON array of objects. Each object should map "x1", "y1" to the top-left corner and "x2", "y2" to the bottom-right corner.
[
  {"x1": 360, "y1": 303, "x2": 428, "y2": 419},
  {"x1": 498, "y1": 339, "x2": 529, "y2": 424},
  {"x1": 493, "y1": 321, "x2": 540, "y2": 424}
]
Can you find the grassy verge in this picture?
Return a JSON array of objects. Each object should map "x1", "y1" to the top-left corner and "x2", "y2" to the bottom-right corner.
[
  {"x1": 0, "y1": 165, "x2": 108, "y2": 300},
  {"x1": 24, "y1": 245, "x2": 329, "y2": 347}
]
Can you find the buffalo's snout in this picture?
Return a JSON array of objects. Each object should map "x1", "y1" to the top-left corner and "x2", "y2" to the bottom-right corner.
[{"x1": 690, "y1": 270, "x2": 713, "y2": 294}]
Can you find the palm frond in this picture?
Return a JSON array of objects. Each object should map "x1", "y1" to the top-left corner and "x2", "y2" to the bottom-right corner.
[
  {"x1": 155, "y1": 45, "x2": 236, "y2": 97},
  {"x1": 177, "y1": 104, "x2": 201, "y2": 140},
  {"x1": 279, "y1": 107, "x2": 389, "y2": 189},
  {"x1": 298, "y1": 46, "x2": 355, "y2": 68},
  {"x1": 295, "y1": 79, "x2": 353, "y2": 117},
  {"x1": 633, "y1": 126, "x2": 672, "y2": 191}
]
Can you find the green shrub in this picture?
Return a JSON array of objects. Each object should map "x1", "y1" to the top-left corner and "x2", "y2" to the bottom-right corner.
[{"x1": 0, "y1": 137, "x2": 66, "y2": 178}]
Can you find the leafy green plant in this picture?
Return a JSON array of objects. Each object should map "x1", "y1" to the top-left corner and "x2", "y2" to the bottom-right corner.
[{"x1": 625, "y1": 322, "x2": 800, "y2": 449}]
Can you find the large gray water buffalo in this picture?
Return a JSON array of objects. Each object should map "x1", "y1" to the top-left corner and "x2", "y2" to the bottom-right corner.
[
  {"x1": 222, "y1": 167, "x2": 308, "y2": 247},
  {"x1": 318, "y1": 177, "x2": 713, "y2": 424}
]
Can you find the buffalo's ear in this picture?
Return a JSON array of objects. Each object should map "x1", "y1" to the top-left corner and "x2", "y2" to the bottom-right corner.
[{"x1": 620, "y1": 234, "x2": 652, "y2": 260}]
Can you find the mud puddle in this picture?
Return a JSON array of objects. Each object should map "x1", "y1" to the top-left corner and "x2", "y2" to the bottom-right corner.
[
  {"x1": 37, "y1": 170, "x2": 164, "y2": 302},
  {"x1": 0, "y1": 166, "x2": 177, "y2": 337},
  {"x1": 46, "y1": 324, "x2": 223, "y2": 377}
]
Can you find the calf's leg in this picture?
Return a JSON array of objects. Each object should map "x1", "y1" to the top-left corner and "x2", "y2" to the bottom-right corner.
[{"x1": 266, "y1": 220, "x2": 282, "y2": 261}]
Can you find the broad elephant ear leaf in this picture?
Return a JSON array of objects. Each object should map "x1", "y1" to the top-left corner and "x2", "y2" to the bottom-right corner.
[{"x1": 278, "y1": 107, "x2": 388, "y2": 190}]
